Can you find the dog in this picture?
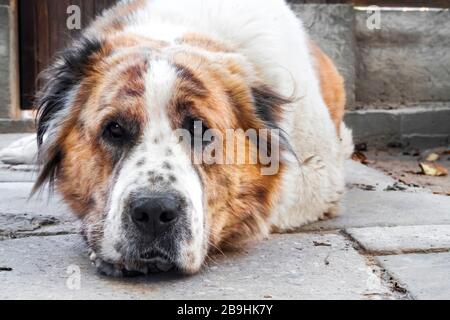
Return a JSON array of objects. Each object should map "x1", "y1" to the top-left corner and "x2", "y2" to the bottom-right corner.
[{"x1": 30, "y1": 0, "x2": 353, "y2": 276}]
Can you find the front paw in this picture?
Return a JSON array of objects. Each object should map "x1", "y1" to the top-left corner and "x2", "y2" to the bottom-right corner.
[{"x1": 89, "y1": 250, "x2": 125, "y2": 277}]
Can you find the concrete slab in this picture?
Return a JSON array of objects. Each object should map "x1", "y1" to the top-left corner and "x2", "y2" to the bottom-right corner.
[
  {"x1": 0, "y1": 134, "x2": 33, "y2": 150},
  {"x1": 345, "y1": 160, "x2": 396, "y2": 192},
  {"x1": 0, "y1": 182, "x2": 76, "y2": 238},
  {"x1": 347, "y1": 225, "x2": 450, "y2": 255},
  {"x1": 363, "y1": 148, "x2": 450, "y2": 197},
  {"x1": 303, "y1": 190, "x2": 450, "y2": 231},
  {"x1": 0, "y1": 233, "x2": 393, "y2": 300},
  {"x1": 376, "y1": 253, "x2": 450, "y2": 300},
  {"x1": 0, "y1": 167, "x2": 35, "y2": 182}
]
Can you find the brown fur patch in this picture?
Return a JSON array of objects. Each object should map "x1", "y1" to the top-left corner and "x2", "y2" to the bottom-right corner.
[{"x1": 310, "y1": 41, "x2": 346, "y2": 133}]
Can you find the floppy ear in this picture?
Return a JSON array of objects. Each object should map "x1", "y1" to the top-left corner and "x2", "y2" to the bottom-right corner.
[
  {"x1": 33, "y1": 36, "x2": 105, "y2": 194},
  {"x1": 250, "y1": 84, "x2": 296, "y2": 162},
  {"x1": 251, "y1": 85, "x2": 291, "y2": 129}
]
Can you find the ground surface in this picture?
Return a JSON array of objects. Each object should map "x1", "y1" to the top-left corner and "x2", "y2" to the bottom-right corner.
[{"x1": 0, "y1": 134, "x2": 449, "y2": 300}]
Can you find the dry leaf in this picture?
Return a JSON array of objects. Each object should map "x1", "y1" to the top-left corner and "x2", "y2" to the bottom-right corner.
[
  {"x1": 419, "y1": 162, "x2": 448, "y2": 177},
  {"x1": 351, "y1": 151, "x2": 368, "y2": 164},
  {"x1": 425, "y1": 153, "x2": 440, "y2": 162}
]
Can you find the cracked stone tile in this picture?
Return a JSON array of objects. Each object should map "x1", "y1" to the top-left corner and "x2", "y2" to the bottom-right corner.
[
  {"x1": 0, "y1": 212, "x2": 78, "y2": 239},
  {"x1": 0, "y1": 183, "x2": 77, "y2": 238},
  {"x1": 0, "y1": 233, "x2": 394, "y2": 300},
  {"x1": 346, "y1": 225, "x2": 450, "y2": 255},
  {"x1": 303, "y1": 190, "x2": 450, "y2": 231},
  {"x1": 376, "y1": 252, "x2": 450, "y2": 300}
]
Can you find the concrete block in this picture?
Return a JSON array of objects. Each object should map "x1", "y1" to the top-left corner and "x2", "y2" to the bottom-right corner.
[
  {"x1": 0, "y1": 4, "x2": 11, "y2": 118},
  {"x1": 345, "y1": 105, "x2": 450, "y2": 148},
  {"x1": 376, "y1": 252, "x2": 450, "y2": 300},
  {"x1": 355, "y1": 9, "x2": 450, "y2": 105},
  {"x1": 303, "y1": 190, "x2": 450, "y2": 231},
  {"x1": 291, "y1": 4, "x2": 356, "y2": 110},
  {"x1": 0, "y1": 120, "x2": 35, "y2": 134},
  {"x1": 401, "y1": 107, "x2": 450, "y2": 136},
  {"x1": 347, "y1": 225, "x2": 450, "y2": 255},
  {"x1": 345, "y1": 109, "x2": 401, "y2": 146},
  {"x1": 0, "y1": 233, "x2": 393, "y2": 299}
]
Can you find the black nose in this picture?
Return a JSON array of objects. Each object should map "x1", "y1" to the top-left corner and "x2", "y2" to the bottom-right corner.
[{"x1": 130, "y1": 194, "x2": 181, "y2": 237}]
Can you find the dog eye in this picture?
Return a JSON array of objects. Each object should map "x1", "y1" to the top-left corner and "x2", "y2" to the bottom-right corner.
[
  {"x1": 182, "y1": 116, "x2": 211, "y2": 147},
  {"x1": 183, "y1": 116, "x2": 206, "y2": 138},
  {"x1": 104, "y1": 122, "x2": 126, "y2": 141}
]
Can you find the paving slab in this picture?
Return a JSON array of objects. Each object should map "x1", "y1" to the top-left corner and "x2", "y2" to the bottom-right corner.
[
  {"x1": 364, "y1": 148, "x2": 450, "y2": 196},
  {"x1": 347, "y1": 225, "x2": 450, "y2": 255},
  {"x1": 0, "y1": 182, "x2": 76, "y2": 238},
  {"x1": 376, "y1": 253, "x2": 450, "y2": 300},
  {"x1": 0, "y1": 233, "x2": 394, "y2": 300},
  {"x1": 303, "y1": 190, "x2": 450, "y2": 231},
  {"x1": 0, "y1": 134, "x2": 32, "y2": 150},
  {"x1": 0, "y1": 165, "x2": 36, "y2": 182},
  {"x1": 345, "y1": 160, "x2": 396, "y2": 192}
]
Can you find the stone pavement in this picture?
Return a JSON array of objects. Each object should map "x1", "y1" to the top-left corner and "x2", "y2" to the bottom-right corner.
[{"x1": 0, "y1": 135, "x2": 449, "y2": 300}]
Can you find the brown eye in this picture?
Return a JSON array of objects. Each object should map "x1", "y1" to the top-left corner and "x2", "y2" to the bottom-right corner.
[
  {"x1": 182, "y1": 116, "x2": 212, "y2": 148},
  {"x1": 105, "y1": 122, "x2": 125, "y2": 141}
]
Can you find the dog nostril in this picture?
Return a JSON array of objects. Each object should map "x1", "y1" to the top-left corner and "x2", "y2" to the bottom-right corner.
[
  {"x1": 134, "y1": 210, "x2": 149, "y2": 223},
  {"x1": 160, "y1": 210, "x2": 177, "y2": 224}
]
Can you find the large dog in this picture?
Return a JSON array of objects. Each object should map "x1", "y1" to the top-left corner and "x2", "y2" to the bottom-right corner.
[{"x1": 31, "y1": 0, "x2": 353, "y2": 276}]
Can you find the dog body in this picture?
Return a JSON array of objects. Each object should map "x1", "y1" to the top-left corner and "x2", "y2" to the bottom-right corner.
[{"x1": 34, "y1": 0, "x2": 352, "y2": 275}]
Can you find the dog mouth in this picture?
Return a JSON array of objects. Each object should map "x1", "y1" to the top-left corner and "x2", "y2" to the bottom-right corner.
[
  {"x1": 90, "y1": 248, "x2": 175, "y2": 277},
  {"x1": 138, "y1": 249, "x2": 174, "y2": 272}
]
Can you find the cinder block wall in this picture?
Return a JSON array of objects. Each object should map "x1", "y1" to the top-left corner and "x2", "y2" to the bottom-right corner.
[{"x1": 293, "y1": 4, "x2": 450, "y2": 148}]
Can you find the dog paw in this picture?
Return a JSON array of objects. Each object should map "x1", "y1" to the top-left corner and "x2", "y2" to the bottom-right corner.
[{"x1": 89, "y1": 250, "x2": 125, "y2": 277}]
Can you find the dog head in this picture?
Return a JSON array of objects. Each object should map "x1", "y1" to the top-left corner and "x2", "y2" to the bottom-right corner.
[{"x1": 34, "y1": 33, "x2": 293, "y2": 275}]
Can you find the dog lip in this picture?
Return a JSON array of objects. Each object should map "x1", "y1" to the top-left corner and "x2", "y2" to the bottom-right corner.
[
  {"x1": 139, "y1": 249, "x2": 172, "y2": 263},
  {"x1": 136, "y1": 249, "x2": 175, "y2": 273}
]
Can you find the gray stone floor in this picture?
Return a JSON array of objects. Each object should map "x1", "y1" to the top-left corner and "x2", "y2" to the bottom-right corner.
[{"x1": 0, "y1": 135, "x2": 449, "y2": 300}]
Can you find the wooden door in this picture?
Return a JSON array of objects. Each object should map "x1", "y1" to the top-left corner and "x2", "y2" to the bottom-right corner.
[{"x1": 19, "y1": 0, "x2": 118, "y2": 109}]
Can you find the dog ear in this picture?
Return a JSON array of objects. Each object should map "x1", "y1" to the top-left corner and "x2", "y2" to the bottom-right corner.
[
  {"x1": 250, "y1": 85, "x2": 297, "y2": 163},
  {"x1": 32, "y1": 37, "x2": 104, "y2": 194},
  {"x1": 251, "y1": 85, "x2": 291, "y2": 129}
]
